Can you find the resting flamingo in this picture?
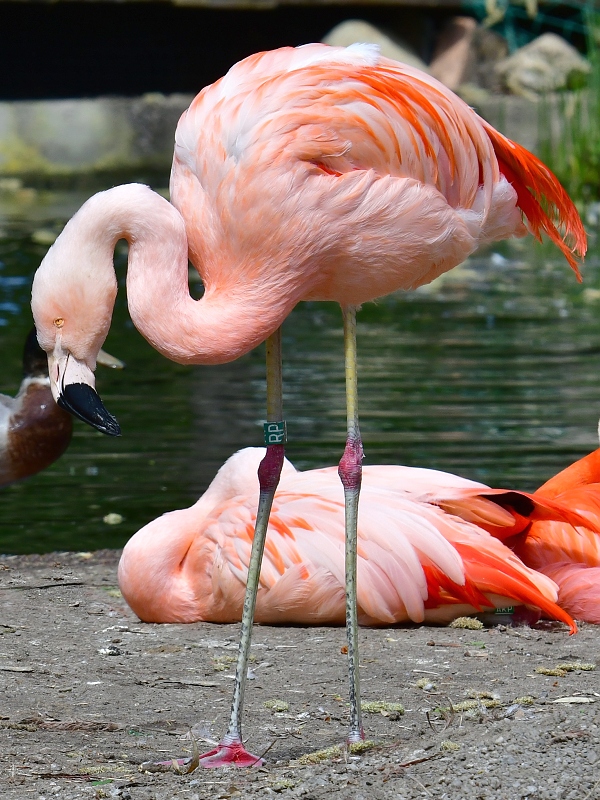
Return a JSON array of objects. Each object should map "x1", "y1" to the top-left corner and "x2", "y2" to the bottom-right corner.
[
  {"x1": 510, "y1": 448, "x2": 600, "y2": 624},
  {"x1": 30, "y1": 44, "x2": 586, "y2": 766},
  {"x1": 118, "y1": 447, "x2": 577, "y2": 632}
]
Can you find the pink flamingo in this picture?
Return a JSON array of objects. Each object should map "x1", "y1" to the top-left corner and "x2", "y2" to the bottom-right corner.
[
  {"x1": 31, "y1": 44, "x2": 585, "y2": 766},
  {"x1": 118, "y1": 447, "x2": 577, "y2": 632},
  {"x1": 511, "y1": 448, "x2": 600, "y2": 624}
]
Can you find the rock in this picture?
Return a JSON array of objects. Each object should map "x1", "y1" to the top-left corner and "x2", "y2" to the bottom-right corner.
[
  {"x1": 495, "y1": 33, "x2": 590, "y2": 98},
  {"x1": 430, "y1": 17, "x2": 508, "y2": 93},
  {"x1": 321, "y1": 20, "x2": 428, "y2": 72},
  {"x1": 455, "y1": 83, "x2": 491, "y2": 107},
  {"x1": 470, "y1": 27, "x2": 509, "y2": 92},
  {"x1": 0, "y1": 93, "x2": 192, "y2": 178},
  {"x1": 429, "y1": 17, "x2": 478, "y2": 90}
]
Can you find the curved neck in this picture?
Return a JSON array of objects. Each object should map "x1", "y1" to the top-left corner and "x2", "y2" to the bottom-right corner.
[
  {"x1": 127, "y1": 226, "x2": 276, "y2": 366},
  {"x1": 84, "y1": 185, "x2": 292, "y2": 366}
]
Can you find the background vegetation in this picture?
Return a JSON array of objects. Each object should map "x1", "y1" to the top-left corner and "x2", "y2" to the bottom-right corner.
[{"x1": 538, "y1": 20, "x2": 600, "y2": 203}]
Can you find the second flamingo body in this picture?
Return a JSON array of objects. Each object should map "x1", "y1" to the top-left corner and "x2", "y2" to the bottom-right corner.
[{"x1": 118, "y1": 448, "x2": 578, "y2": 631}]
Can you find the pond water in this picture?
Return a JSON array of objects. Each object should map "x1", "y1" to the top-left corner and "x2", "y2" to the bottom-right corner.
[{"x1": 1, "y1": 184, "x2": 599, "y2": 554}]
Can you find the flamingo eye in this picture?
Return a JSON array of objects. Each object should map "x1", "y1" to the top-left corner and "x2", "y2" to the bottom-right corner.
[{"x1": 54, "y1": 318, "x2": 64, "y2": 328}]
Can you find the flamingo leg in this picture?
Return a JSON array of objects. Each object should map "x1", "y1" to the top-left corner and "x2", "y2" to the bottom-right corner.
[
  {"x1": 338, "y1": 305, "x2": 364, "y2": 742},
  {"x1": 196, "y1": 328, "x2": 286, "y2": 768}
]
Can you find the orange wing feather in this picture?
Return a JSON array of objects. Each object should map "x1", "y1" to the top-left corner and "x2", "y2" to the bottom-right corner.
[
  {"x1": 482, "y1": 122, "x2": 587, "y2": 277},
  {"x1": 535, "y1": 448, "x2": 600, "y2": 499},
  {"x1": 503, "y1": 449, "x2": 600, "y2": 623}
]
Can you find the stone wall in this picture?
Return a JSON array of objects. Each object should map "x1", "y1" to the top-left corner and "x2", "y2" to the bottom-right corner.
[
  {"x1": 0, "y1": 91, "x2": 583, "y2": 181},
  {"x1": 0, "y1": 94, "x2": 191, "y2": 181}
]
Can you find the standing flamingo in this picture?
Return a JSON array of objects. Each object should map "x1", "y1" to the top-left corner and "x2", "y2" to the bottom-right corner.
[
  {"x1": 118, "y1": 447, "x2": 578, "y2": 632},
  {"x1": 30, "y1": 44, "x2": 586, "y2": 767}
]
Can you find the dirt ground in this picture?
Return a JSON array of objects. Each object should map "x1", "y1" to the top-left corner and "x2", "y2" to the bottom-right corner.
[{"x1": 0, "y1": 550, "x2": 599, "y2": 800}]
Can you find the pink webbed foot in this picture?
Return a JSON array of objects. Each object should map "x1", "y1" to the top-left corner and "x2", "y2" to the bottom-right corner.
[
  {"x1": 196, "y1": 739, "x2": 265, "y2": 768},
  {"x1": 143, "y1": 738, "x2": 264, "y2": 773}
]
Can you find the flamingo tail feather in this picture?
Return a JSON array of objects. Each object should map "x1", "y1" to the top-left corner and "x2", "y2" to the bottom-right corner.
[{"x1": 483, "y1": 122, "x2": 587, "y2": 277}]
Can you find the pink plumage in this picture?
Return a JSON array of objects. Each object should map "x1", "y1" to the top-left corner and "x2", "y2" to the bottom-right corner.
[
  {"x1": 32, "y1": 44, "x2": 585, "y2": 375},
  {"x1": 513, "y1": 449, "x2": 600, "y2": 623},
  {"x1": 118, "y1": 448, "x2": 576, "y2": 632},
  {"x1": 30, "y1": 44, "x2": 588, "y2": 766}
]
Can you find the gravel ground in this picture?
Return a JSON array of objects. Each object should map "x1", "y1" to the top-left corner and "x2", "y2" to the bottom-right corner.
[{"x1": 0, "y1": 550, "x2": 599, "y2": 800}]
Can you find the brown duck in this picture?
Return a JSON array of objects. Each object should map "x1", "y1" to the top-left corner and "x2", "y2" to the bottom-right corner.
[
  {"x1": 0, "y1": 328, "x2": 72, "y2": 486},
  {"x1": 0, "y1": 329, "x2": 122, "y2": 487}
]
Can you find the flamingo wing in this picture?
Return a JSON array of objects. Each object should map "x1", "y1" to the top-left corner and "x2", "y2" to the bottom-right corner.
[
  {"x1": 172, "y1": 45, "x2": 584, "y2": 313},
  {"x1": 481, "y1": 121, "x2": 586, "y2": 275},
  {"x1": 422, "y1": 516, "x2": 575, "y2": 631},
  {"x1": 360, "y1": 463, "x2": 597, "y2": 540},
  {"x1": 532, "y1": 451, "x2": 600, "y2": 567},
  {"x1": 184, "y1": 483, "x2": 467, "y2": 626},
  {"x1": 494, "y1": 449, "x2": 600, "y2": 624},
  {"x1": 119, "y1": 452, "x2": 574, "y2": 631},
  {"x1": 515, "y1": 485, "x2": 600, "y2": 571}
]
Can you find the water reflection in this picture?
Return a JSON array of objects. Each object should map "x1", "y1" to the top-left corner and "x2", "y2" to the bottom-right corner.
[{"x1": 1, "y1": 185, "x2": 599, "y2": 553}]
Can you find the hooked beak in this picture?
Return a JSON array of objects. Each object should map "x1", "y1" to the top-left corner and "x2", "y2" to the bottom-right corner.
[{"x1": 48, "y1": 349, "x2": 121, "y2": 437}]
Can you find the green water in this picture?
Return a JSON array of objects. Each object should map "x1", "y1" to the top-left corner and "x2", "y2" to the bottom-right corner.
[{"x1": 1, "y1": 185, "x2": 599, "y2": 554}]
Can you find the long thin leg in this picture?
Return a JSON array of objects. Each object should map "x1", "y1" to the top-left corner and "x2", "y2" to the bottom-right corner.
[
  {"x1": 338, "y1": 305, "x2": 364, "y2": 742},
  {"x1": 197, "y1": 328, "x2": 286, "y2": 767}
]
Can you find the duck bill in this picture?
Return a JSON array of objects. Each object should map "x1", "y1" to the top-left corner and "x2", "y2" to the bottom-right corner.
[{"x1": 48, "y1": 351, "x2": 121, "y2": 437}]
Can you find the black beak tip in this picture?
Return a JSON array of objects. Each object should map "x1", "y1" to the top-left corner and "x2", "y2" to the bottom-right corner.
[{"x1": 58, "y1": 383, "x2": 121, "y2": 437}]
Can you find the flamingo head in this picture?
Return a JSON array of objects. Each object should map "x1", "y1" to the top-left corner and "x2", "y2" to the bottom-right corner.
[{"x1": 31, "y1": 205, "x2": 121, "y2": 437}]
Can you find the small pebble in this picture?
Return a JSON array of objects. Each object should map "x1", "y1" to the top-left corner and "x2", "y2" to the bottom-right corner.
[{"x1": 103, "y1": 513, "x2": 124, "y2": 525}]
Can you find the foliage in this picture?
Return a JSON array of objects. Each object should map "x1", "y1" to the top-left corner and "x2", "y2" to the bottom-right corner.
[
  {"x1": 538, "y1": 17, "x2": 600, "y2": 202},
  {"x1": 464, "y1": 0, "x2": 591, "y2": 51}
]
